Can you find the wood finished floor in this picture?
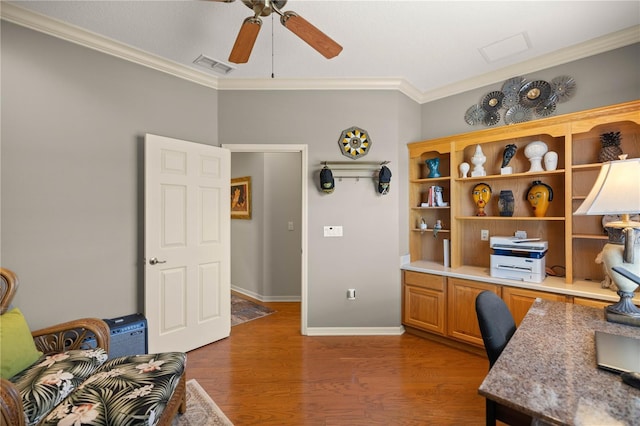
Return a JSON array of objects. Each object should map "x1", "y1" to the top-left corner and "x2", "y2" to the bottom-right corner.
[{"x1": 185, "y1": 299, "x2": 492, "y2": 425}]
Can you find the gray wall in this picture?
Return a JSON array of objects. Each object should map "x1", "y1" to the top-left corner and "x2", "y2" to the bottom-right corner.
[
  {"x1": 230, "y1": 152, "x2": 302, "y2": 300},
  {"x1": 420, "y1": 43, "x2": 640, "y2": 140},
  {"x1": 1, "y1": 22, "x2": 219, "y2": 328},
  {"x1": 230, "y1": 153, "x2": 265, "y2": 298},
  {"x1": 219, "y1": 90, "x2": 411, "y2": 328},
  {"x1": 263, "y1": 152, "x2": 302, "y2": 299},
  {"x1": 1, "y1": 20, "x2": 637, "y2": 331}
]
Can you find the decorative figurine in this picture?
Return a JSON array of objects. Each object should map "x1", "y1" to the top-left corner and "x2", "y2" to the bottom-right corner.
[
  {"x1": 526, "y1": 180, "x2": 553, "y2": 217},
  {"x1": 598, "y1": 131, "x2": 623, "y2": 162},
  {"x1": 498, "y1": 190, "x2": 515, "y2": 217},
  {"x1": 433, "y1": 220, "x2": 442, "y2": 238},
  {"x1": 544, "y1": 151, "x2": 558, "y2": 171},
  {"x1": 425, "y1": 157, "x2": 441, "y2": 178},
  {"x1": 434, "y1": 186, "x2": 446, "y2": 206},
  {"x1": 471, "y1": 145, "x2": 487, "y2": 177},
  {"x1": 420, "y1": 217, "x2": 427, "y2": 230},
  {"x1": 459, "y1": 162, "x2": 470, "y2": 178},
  {"x1": 524, "y1": 141, "x2": 548, "y2": 172},
  {"x1": 501, "y1": 144, "x2": 518, "y2": 175},
  {"x1": 472, "y1": 182, "x2": 492, "y2": 216}
]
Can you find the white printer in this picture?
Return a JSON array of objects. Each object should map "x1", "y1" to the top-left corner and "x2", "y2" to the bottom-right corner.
[{"x1": 490, "y1": 236, "x2": 548, "y2": 283}]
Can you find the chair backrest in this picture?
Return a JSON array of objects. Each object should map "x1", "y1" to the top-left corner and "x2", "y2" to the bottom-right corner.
[
  {"x1": 0, "y1": 268, "x2": 19, "y2": 315},
  {"x1": 475, "y1": 290, "x2": 516, "y2": 368}
]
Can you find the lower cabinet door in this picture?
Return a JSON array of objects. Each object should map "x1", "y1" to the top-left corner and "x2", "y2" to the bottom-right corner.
[
  {"x1": 447, "y1": 278, "x2": 500, "y2": 346},
  {"x1": 403, "y1": 285, "x2": 446, "y2": 335},
  {"x1": 502, "y1": 287, "x2": 567, "y2": 326}
]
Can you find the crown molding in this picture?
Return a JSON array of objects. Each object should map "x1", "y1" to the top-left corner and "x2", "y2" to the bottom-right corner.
[
  {"x1": 419, "y1": 25, "x2": 640, "y2": 104},
  {"x1": 0, "y1": 2, "x2": 220, "y2": 90},
  {"x1": 3, "y1": 2, "x2": 638, "y2": 105},
  {"x1": 216, "y1": 76, "x2": 424, "y2": 98}
]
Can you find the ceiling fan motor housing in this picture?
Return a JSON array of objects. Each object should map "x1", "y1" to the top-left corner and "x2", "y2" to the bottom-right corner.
[{"x1": 241, "y1": 0, "x2": 288, "y2": 17}]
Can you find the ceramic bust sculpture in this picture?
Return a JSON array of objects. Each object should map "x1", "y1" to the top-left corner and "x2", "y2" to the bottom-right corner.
[
  {"x1": 501, "y1": 144, "x2": 518, "y2": 175},
  {"x1": 459, "y1": 162, "x2": 470, "y2": 178},
  {"x1": 526, "y1": 180, "x2": 553, "y2": 217},
  {"x1": 425, "y1": 157, "x2": 441, "y2": 178},
  {"x1": 524, "y1": 141, "x2": 548, "y2": 172},
  {"x1": 544, "y1": 151, "x2": 558, "y2": 171},
  {"x1": 472, "y1": 182, "x2": 492, "y2": 216},
  {"x1": 471, "y1": 145, "x2": 487, "y2": 177}
]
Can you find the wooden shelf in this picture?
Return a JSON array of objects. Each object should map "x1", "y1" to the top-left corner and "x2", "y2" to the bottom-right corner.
[
  {"x1": 410, "y1": 177, "x2": 450, "y2": 184},
  {"x1": 572, "y1": 163, "x2": 603, "y2": 171},
  {"x1": 456, "y1": 216, "x2": 565, "y2": 221},
  {"x1": 454, "y1": 169, "x2": 565, "y2": 182},
  {"x1": 411, "y1": 228, "x2": 451, "y2": 233},
  {"x1": 407, "y1": 100, "x2": 640, "y2": 282},
  {"x1": 573, "y1": 234, "x2": 608, "y2": 240}
]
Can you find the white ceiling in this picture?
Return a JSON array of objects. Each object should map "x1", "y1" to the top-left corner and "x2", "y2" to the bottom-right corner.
[{"x1": 4, "y1": 1, "x2": 640, "y2": 102}]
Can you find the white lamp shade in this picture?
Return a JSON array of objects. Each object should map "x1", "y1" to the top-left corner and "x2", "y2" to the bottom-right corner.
[{"x1": 574, "y1": 158, "x2": 640, "y2": 216}]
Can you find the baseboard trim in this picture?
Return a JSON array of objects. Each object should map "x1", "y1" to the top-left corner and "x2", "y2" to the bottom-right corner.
[
  {"x1": 231, "y1": 286, "x2": 301, "y2": 303},
  {"x1": 305, "y1": 326, "x2": 405, "y2": 336}
]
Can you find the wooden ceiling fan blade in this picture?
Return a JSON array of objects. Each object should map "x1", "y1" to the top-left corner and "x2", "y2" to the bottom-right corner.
[
  {"x1": 280, "y1": 12, "x2": 342, "y2": 59},
  {"x1": 229, "y1": 16, "x2": 262, "y2": 64}
]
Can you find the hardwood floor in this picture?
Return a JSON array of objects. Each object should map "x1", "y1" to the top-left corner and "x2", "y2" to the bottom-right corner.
[{"x1": 185, "y1": 299, "x2": 492, "y2": 425}]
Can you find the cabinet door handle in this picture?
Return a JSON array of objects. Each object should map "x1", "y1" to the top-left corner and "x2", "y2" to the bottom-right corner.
[{"x1": 149, "y1": 257, "x2": 167, "y2": 265}]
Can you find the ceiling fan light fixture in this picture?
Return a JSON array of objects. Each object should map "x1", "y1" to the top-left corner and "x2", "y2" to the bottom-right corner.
[{"x1": 193, "y1": 54, "x2": 236, "y2": 75}]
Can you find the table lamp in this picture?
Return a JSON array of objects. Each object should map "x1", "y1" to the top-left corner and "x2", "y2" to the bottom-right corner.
[{"x1": 574, "y1": 158, "x2": 640, "y2": 327}]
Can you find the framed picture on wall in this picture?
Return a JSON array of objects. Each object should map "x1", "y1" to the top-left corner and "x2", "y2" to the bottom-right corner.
[{"x1": 231, "y1": 176, "x2": 251, "y2": 219}]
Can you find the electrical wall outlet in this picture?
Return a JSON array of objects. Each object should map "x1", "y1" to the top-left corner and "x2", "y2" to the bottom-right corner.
[{"x1": 481, "y1": 229, "x2": 489, "y2": 241}]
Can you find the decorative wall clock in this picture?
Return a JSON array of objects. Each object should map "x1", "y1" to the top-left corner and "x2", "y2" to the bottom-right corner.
[{"x1": 339, "y1": 126, "x2": 371, "y2": 159}]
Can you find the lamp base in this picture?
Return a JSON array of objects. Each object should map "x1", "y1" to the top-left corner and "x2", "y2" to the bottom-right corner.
[{"x1": 605, "y1": 290, "x2": 640, "y2": 327}]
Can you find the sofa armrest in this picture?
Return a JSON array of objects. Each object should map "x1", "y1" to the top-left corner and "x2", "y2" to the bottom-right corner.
[
  {"x1": 31, "y1": 318, "x2": 110, "y2": 355},
  {"x1": 1, "y1": 377, "x2": 25, "y2": 426}
]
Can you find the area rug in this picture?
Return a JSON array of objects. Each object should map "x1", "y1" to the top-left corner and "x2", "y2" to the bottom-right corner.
[
  {"x1": 231, "y1": 294, "x2": 275, "y2": 326},
  {"x1": 173, "y1": 379, "x2": 233, "y2": 426}
]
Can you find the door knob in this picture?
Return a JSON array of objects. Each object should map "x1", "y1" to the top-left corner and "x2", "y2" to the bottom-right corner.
[{"x1": 149, "y1": 257, "x2": 167, "y2": 265}]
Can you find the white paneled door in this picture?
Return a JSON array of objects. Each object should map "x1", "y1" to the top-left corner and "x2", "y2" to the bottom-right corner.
[{"x1": 145, "y1": 134, "x2": 230, "y2": 353}]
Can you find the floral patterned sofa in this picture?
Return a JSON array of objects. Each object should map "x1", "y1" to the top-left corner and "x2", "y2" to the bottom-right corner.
[{"x1": 0, "y1": 268, "x2": 187, "y2": 426}]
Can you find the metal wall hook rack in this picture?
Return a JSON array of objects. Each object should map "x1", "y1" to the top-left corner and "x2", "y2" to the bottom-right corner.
[{"x1": 320, "y1": 161, "x2": 390, "y2": 180}]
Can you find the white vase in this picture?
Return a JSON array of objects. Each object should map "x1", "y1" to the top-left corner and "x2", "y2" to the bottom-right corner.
[
  {"x1": 524, "y1": 141, "x2": 548, "y2": 172},
  {"x1": 544, "y1": 151, "x2": 558, "y2": 171}
]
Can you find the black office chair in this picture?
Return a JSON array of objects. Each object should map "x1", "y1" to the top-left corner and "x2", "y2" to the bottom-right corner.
[{"x1": 476, "y1": 291, "x2": 532, "y2": 426}]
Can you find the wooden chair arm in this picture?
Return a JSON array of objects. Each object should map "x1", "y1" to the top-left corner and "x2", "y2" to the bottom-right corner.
[
  {"x1": 31, "y1": 318, "x2": 110, "y2": 355},
  {"x1": 0, "y1": 268, "x2": 19, "y2": 315},
  {"x1": 0, "y1": 378, "x2": 25, "y2": 426}
]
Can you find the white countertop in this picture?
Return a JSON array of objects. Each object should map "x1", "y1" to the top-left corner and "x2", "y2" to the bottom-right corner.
[{"x1": 401, "y1": 260, "x2": 640, "y2": 304}]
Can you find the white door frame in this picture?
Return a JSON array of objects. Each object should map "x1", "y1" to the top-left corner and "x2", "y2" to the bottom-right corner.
[{"x1": 222, "y1": 144, "x2": 308, "y2": 335}]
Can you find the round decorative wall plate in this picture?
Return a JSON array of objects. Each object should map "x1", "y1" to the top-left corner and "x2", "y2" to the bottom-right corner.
[
  {"x1": 339, "y1": 126, "x2": 371, "y2": 159},
  {"x1": 481, "y1": 91, "x2": 504, "y2": 112},
  {"x1": 518, "y1": 80, "x2": 552, "y2": 107}
]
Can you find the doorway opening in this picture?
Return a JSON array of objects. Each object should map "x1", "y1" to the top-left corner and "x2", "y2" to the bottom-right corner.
[{"x1": 222, "y1": 144, "x2": 308, "y2": 335}]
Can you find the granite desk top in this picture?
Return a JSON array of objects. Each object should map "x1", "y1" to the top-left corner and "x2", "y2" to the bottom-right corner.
[{"x1": 478, "y1": 299, "x2": 640, "y2": 425}]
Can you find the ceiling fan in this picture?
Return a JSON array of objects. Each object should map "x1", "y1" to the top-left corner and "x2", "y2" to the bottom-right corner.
[{"x1": 208, "y1": 0, "x2": 343, "y2": 64}]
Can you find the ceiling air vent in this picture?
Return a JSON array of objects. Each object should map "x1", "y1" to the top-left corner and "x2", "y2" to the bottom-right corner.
[{"x1": 193, "y1": 54, "x2": 236, "y2": 75}]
